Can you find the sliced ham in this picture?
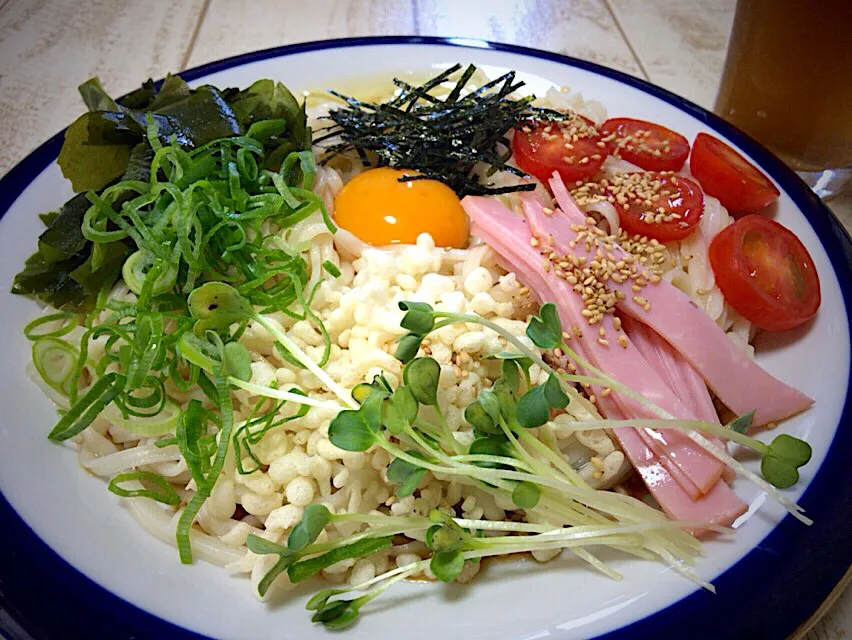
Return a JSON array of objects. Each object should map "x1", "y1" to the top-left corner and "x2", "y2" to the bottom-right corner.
[
  {"x1": 623, "y1": 316, "x2": 737, "y2": 484},
  {"x1": 464, "y1": 196, "x2": 724, "y2": 497},
  {"x1": 519, "y1": 195, "x2": 726, "y2": 496},
  {"x1": 546, "y1": 173, "x2": 813, "y2": 426},
  {"x1": 623, "y1": 316, "x2": 719, "y2": 425},
  {"x1": 600, "y1": 394, "x2": 747, "y2": 531}
]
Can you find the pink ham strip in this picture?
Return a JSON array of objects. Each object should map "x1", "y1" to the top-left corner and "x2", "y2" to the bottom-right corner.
[
  {"x1": 520, "y1": 195, "x2": 725, "y2": 496},
  {"x1": 547, "y1": 173, "x2": 813, "y2": 426},
  {"x1": 623, "y1": 316, "x2": 719, "y2": 425},
  {"x1": 464, "y1": 196, "x2": 723, "y2": 498},
  {"x1": 623, "y1": 317, "x2": 737, "y2": 483},
  {"x1": 598, "y1": 393, "x2": 747, "y2": 532}
]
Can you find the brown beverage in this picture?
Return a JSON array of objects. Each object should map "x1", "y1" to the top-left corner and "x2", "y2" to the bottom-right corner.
[{"x1": 714, "y1": 0, "x2": 852, "y2": 173}]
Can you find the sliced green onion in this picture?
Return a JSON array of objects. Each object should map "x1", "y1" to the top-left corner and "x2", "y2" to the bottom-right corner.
[
  {"x1": 32, "y1": 337, "x2": 80, "y2": 397},
  {"x1": 322, "y1": 260, "x2": 341, "y2": 278},
  {"x1": 108, "y1": 471, "x2": 180, "y2": 506},
  {"x1": 24, "y1": 312, "x2": 78, "y2": 340},
  {"x1": 48, "y1": 372, "x2": 124, "y2": 442},
  {"x1": 122, "y1": 250, "x2": 178, "y2": 296},
  {"x1": 102, "y1": 398, "x2": 180, "y2": 436}
]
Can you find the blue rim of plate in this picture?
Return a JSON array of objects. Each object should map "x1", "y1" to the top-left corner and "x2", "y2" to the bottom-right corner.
[{"x1": 0, "y1": 35, "x2": 850, "y2": 640}]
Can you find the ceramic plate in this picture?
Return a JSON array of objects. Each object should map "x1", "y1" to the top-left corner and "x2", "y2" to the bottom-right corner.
[{"x1": 1, "y1": 37, "x2": 850, "y2": 640}]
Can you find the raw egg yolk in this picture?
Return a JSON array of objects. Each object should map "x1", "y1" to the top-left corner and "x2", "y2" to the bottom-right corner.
[{"x1": 333, "y1": 167, "x2": 469, "y2": 248}]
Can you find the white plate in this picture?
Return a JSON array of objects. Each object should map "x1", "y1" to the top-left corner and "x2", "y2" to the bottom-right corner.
[{"x1": 1, "y1": 37, "x2": 850, "y2": 640}]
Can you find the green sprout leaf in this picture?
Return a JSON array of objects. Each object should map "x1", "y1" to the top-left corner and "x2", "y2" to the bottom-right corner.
[
  {"x1": 313, "y1": 601, "x2": 360, "y2": 630},
  {"x1": 501, "y1": 359, "x2": 522, "y2": 395},
  {"x1": 469, "y1": 436, "x2": 513, "y2": 469},
  {"x1": 425, "y1": 520, "x2": 467, "y2": 553},
  {"x1": 371, "y1": 374, "x2": 393, "y2": 394},
  {"x1": 399, "y1": 301, "x2": 435, "y2": 334},
  {"x1": 760, "y1": 435, "x2": 812, "y2": 489},
  {"x1": 382, "y1": 386, "x2": 419, "y2": 435},
  {"x1": 247, "y1": 534, "x2": 289, "y2": 556},
  {"x1": 464, "y1": 399, "x2": 496, "y2": 435},
  {"x1": 399, "y1": 301, "x2": 434, "y2": 314},
  {"x1": 306, "y1": 588, "x2": 348, "y2": 611},
  {"x1": 430, "y1": 550, "x2": 465, "y2": 583},
  {"x1": 352, "y1": 375, "x2": 392, "y2": 404},
  {"x1": 246, "y1": 534, "x2": 294, "y2": 597},
  {"x1": 403, "y1": 357, "x2": 440, "y2": 406},
  {"x1": 394, "y1": 333, "x2": 423, "y2": 364},
  {"x1": 381, "y1": 401, "x2": 407, "y2": 436},
  {"x1": 761, "y1": 456, "x2": 800, "y2": 489},
  {"x1": 359, "y1": 391, "x2": 385, "y2": 433},
  {"x1": 393, "y1": 386, "x2": 419, "y2": 422},
  {"x1": 728, "y1": 410, "x2": 755, "y2": 435},
  {"x1": 525, "y1": 302, "x2": 562, "y2": 350},
  {"x1": 543, "y1": 373, "x2": 569, "y2": 409},
  {"x1": 288, "y1": 504, "x2": 332, "y2": 551},
  {"x1": 223, "y1": 341, "x2": 252, "y2": 382},
  {"x1": 187, "y1": 282, "x2": 253, "y2": 333},
  {"x1": 352, "y1": 382, "x2": 376, "y2": 404},
  {"x1": 312, "y1": 599, "x2": 350, "y2": 622},
  {"x1": 386, "y1": 451, "x2": 428, "y2": 497},
  {"x1": 512, "y1": 481, "x2": 541, "y2": 509},
  {"x1": 427, "y1": 508, "x2": 454, "y2": 524},
  {"x1": 478, "y1": 388, "x2": 501, "y2": 423},
  {"x1": 516, "y1": 385, "x2": 550, "y2": 428},
  {"x1": 494, "y1": 383, "x2": 518, "y2": 423},
  {"x1": 328, "y1": 409, "x2": 376, "y2": 452},
  {"x1": 769, "y1": 434, "x2": 812, "y2": 467}
]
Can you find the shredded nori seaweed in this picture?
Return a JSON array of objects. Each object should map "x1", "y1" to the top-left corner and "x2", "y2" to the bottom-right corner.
[{"x1": 315, "y1": 64, "x2": 569, "y2": 197}]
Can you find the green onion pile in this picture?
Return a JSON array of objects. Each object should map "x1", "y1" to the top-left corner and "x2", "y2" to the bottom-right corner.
[{"x1": 17, "y1": 75, "x2": 338, "y2": 563}]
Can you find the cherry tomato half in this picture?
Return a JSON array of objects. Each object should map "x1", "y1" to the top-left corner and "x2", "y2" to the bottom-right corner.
[
  {"x1": 601, "y1": 118, "x2": 690, "y2": 172},
  {"x1": 690, "y1": 133, "x2": 780, "y2": 213},
  {"x1": 512, "y1": 116, "x2": 606, "y2": 184},
  {"x1": 611, "y1": 172, "x2": 704, "y2": 242},
  {"x1": 708, "y1": 215, "x2": 820, "y2": 331}
]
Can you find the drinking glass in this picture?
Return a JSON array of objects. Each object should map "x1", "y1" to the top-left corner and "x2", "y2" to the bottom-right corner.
[{"x1": 714, "y1": 0, "x2": 852, "y2": 199}]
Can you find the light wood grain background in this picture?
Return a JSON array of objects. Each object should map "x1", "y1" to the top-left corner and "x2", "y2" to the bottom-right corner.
[{"x1": 0, "y1": 1, "x2": 849, "y2": 638}]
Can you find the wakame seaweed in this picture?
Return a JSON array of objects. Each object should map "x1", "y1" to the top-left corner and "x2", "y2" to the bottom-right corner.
[
  {"x1": 13, "y1": 75, "x2": 310, "y2": 312},
  {"x1": 315, "y1": 63, "x2": 570, "y2": 197},
  {"x1": 11, "y1": 193, "x2": 130, "y2": 312}
]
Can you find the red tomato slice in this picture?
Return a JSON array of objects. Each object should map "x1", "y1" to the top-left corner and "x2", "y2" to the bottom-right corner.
[
  {"x1": 690, "y1": 133, "x2": 780, "y2": 213},
  {"x1": 512, "y1": 116, "x2": 606, "y2": 184},
  {"x1": 610, "y1": 172, "x2": 704, "y2": 242},
  {"x1": 601, "y1": 118, "x2": 690, "y2": 172},
  {"x1": 708, "y1": 215, "x2": 820, "y2": 331}
]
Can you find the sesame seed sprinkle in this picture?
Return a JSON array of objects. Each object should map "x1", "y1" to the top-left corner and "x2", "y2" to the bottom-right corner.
[{"x1": 529, "y1": 213, "x2": 668, "y2": 328}]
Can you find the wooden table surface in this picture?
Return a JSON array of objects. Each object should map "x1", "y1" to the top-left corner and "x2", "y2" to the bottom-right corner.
[{"x1": 0, "y1": 1, "x2": 849, "y2": 638}]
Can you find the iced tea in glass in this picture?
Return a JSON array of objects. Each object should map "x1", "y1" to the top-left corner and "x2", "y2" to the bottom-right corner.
[{"x1": 714, "y1": 0, "x2": 852, "y2": 198}]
